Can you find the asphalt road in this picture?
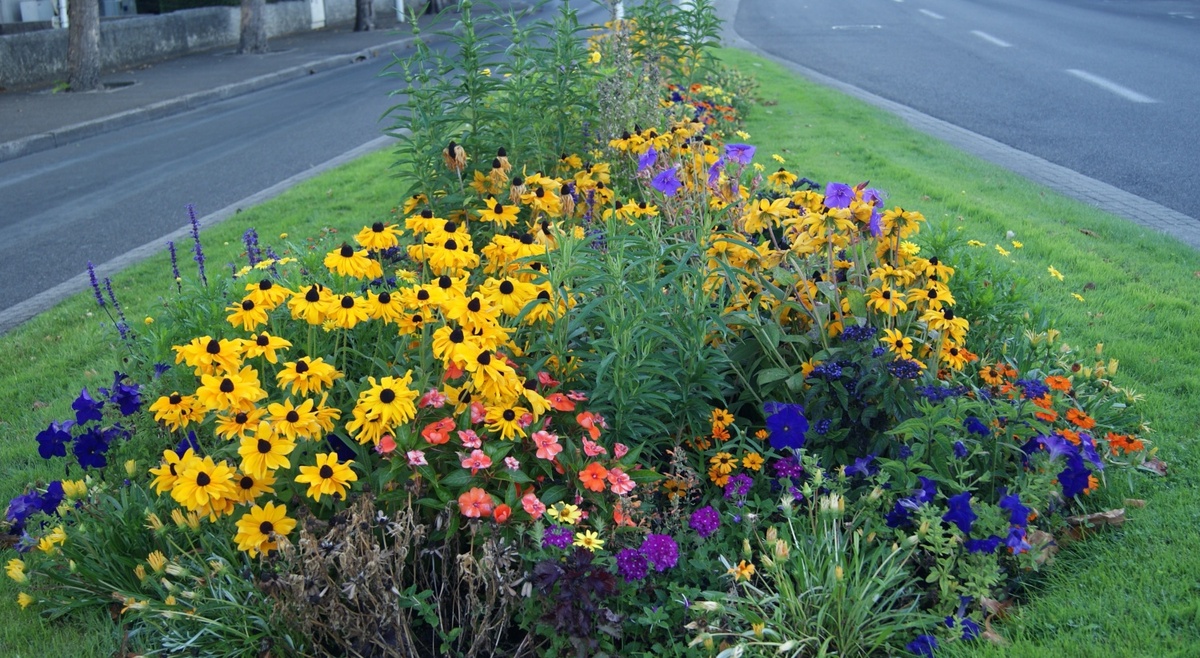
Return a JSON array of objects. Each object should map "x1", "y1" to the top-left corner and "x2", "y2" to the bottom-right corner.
[
  {"x1": 732, "y1": 0, "x2": 1200, "y2": 222},
  {"x1": 0, "y1": 0, "x2": 609, "y2": 318}
]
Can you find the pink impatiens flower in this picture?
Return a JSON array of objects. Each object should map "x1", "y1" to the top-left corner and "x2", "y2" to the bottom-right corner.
[
  {"x1": 532, "y1": 430, "x2": 562, "y2": 460},
  {"x1": 607, "y1": 467, "x2": 635, "y2": 495},
  {"x1": 613, "y1": 442, "x2": 629, "y2": 459},
  {"x1": 522, "y1": 491, "x2": 546, "y2": 518},
  {"x1": 376, "y1": 434, "x2": 397, "y2": 455},
  {"x1": 582, "y1": 437, "x2": 607, "y2": 457},
  {"x1": 461, "y1": 449, "x2": 492, "y2": 475},
  {"x1": 504, "y1": 456, "x2": 521, "y2": 470},
  {"x1": 419, "y1": 388, "x2": 448, "y2": 408},
  {"x1": 406, "y1": 450, "x2": 427, "y2": 467},
  {"x1": 458, "y1": 429, "x2": 482, "y2": 449}
]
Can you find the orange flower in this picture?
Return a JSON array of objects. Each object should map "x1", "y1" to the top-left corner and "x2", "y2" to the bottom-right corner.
[
  {"x1": 1032, "y1": 394, "x2": 1055, "y2": 410},
  {"x1": 458, "y1": 488, "x2": 493, "y2": 518},
  {"x1": 443, "y1": 361, "x2": 464, "y2": 380},
  {"x1": 1059, "y1": 429, "x2": 1081, "y2": 446},
  {"x1": 579, "y1": 462, "x2": 609, "y2": 492},
  {"x1": 1084, "y1": 474, "x2": 1100, "y2": 495},
  {"x1": 546, "y1": 393, "x2": 576, "y2": 412},
  {"x1": 711, "y1": 425, "x2": 730, "y2": 441},
  {"x1": 1045, "y1": 375, "x2": 1072, "y2": 392},
  {"x1": 422, "y1": 417, "x2": 456, "y2": 445},
  {"x1": 1066, "y1": 408, "x2": 1096, "y2": 430},
  {"x1": 493, "y1": 504, "x2": 512, "y2": 523},
  {"x1": 613, "y1": 502, "x2": 636, "y2": 527},
  {"x1": 576, "y1": 412, "x2": 602, "y2": 440},
  {"x1": 1035, "y1": 409, "x2": 1058, "y2": 423},
  {"x1": 979, "y1": 364, "x2": 1005, "y2": 386}
]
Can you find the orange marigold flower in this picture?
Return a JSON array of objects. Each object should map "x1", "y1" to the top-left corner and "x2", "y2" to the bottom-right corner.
[
  {"x1": 1066, "y1": 408, "x2": 1096, "y2": 430},
  {"x1": 1059, "y1": 429, "x2": 1081, "y2": 446},
  {"x1": 711, "y1": 425, "x2": 731, "y2": 441},
  {"x1": 1045, "y1": 375, "x2": 1072, "y2": 392},
  {"x1": 579, "y1": 462, "x2": 609, "y2": 492},
  {"x1": 1032, "y1": 393, "x2": 1055, "y2": 410},
  {"x1": 457, "y1": 487, "x2": 493, "y2": 518},
  {"x1": 1035, "y1": 409, "x2": 1058, "y2": 423},
  {"x1": 754, "y1": 429, "x2": 769, "y2": 440}
]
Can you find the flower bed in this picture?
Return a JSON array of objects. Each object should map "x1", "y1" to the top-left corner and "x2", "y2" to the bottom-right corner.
[{"x1": 3, "y1": 1, "x2": 1154, "y2": 656}]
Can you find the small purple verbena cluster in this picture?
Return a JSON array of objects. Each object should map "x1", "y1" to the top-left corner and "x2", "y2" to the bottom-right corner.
[
  {"x1": 543, "y1": 525, "x2": 574, "y2": 549},
  {"x1": 688, "y1": 505, "x2": 720, "y2": 539}
]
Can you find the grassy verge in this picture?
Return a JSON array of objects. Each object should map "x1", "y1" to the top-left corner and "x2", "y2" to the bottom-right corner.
[
  {"x1": 2, "y1": 47, "x2": 1197, "y2": 656},
  {"x1": 0, "y1": 149, "x2": 403, "y2": 655},
  {"x1": 717, "y1": 47, "x2": 1200, "y2": 656}
]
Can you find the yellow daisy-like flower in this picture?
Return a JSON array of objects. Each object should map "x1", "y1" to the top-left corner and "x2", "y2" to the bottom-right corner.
[
  {"x1": 149, "y1": 448, "x2": 200, "y2": 494},
  {"x1": 232, "y1": 469, "x2": 276, "y2": 503},
  {"x1": 710, "y1": 452, "x2": 738, "y2": 475},
  {"x1": 546, "y1": 502, "x2": 582, "y2": 525},
  {"x1": 215, "y1": 407, "x2": 265, "y2": 441},
  {"x1": 171, "y1": 456, "x2": 237, "y2": 512},
  {"x1": 941, "y1": 343, "x2": 971, "y2": 371},
  {"x1": 728, "y1": 560, "x2": 756, "y2": 582},
  {"x1": 61, "y1": 479, "x2": 87, "y2": 499},
  {"x1": 742, "y1": 453, "x2": 764, "y2": 471},
  {"x1": 881, "y1": 328, "x2": 914, "y2": 360},
  {"x1": 243, "y1": 278, "x2": 291, "y2": 310},
  {"x1": 237, "y1": 423, "x2": 296, "y2": 478},
  {"x1": 479, "y1": 276, "x2": 536, "y2": 317},
  {"x1": 767, "y1": 168, "x2": 798, "y2": 190},
  {"x1": 1048, "y1": 265, "x2": 1064, "y2": 281},
  {"x1": 967, "y1": 240, "x2": 986, "y2": 247},
  {"x1": 710, "y1": 408, "x2": 734, "y2": 429},
  {"x1": 364, "y1": 289, "x2": 406, "y2": 324},
  {"x1": 147, "y1": 550, "x2": 168, "y2": 574},
  {"x1": 356, "y1": 372, "x2": 419, "y2": 429},
  {"x1": 234, "y1": 502, "x2": 296, "y2": 558},
  {"x1": 1072, "y1": 293, "x2": 1085, "y2": 302},
  {"x1": 906, "y1": 281, "x2": 955, "y2": 312},
  {"x1": 287, "y1": 284, "x2": 333, "y2": 325},
  {"x1": 355, "y1": 221, "x2": 401, "y2": 251},
  {"x1": 17, "y1": 592, "x2": 34, "y2": 609},
  {"x1": 173, "y1": 336, "x2": 241, "y2": 376},
  {"x1": 240, "y1": 332, "x2": 291, "y2": 363},
  {"x1": 485, "y1": 404, "x2": 531, "y2": 440},
  {"x1": 267, "y1": 397, "x2": 321, "y2": 441},
  {"x1": 995, "y1": 244, "x2": 1011, "y2": 257},
  {"x1": 324, "y1": 243, "x2": 383, "y2": 280},
  {"x1": 276, "y1": 356, "x2": 342, "y2": 396},
  {"x1": 38, "y1": 526, "x2": 67, "y2": 554},
  {"x1": 1012, "y1": 240, "x2": 1023, "y2": 249},
  {"x1": 324, "y1": 292, "x2": 370, "y2": 330},
  {"x1": 194, "y1": 366, "x2": 267, "y2": 413},
  {"x1": 443, "y1": 292, "x2": 499, "y2": 332},
  {"x1": 573, "y1": 530, "x2": 604, "y2": 553},
  {"x1": 867, "y1": 286, "x2": 908, "y2": 316},
  {"x1": 5, "y1": 558, "x2": 27, "y2": 584},
  {"x1": 148, "y1": 392, "x2": 203, "y2": 431},
  {"x1": 226, "y1": 298, "x2": 269, "y2": 332},
  {"x1": 476, "y1": 197, "x2": 520, "y2": 228},
  {"x1": 295, "y1": 453, "x2": 358, "y2": 502}
]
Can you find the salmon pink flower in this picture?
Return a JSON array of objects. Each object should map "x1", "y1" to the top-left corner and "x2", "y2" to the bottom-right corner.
[
  {"x1": 579, "y1": 462, "x2": 609, "y2": 492},
  {"x1": 582, "y1": 437, "x2": 607, "y2": 457},
  {"x1": 422, "y1": 418, "x2": 455, "y2": 445},
  {"x1": 537, "y1": 371, "x2": 560, "y2": 387},
  {"x1": 522, "y1": 492, "x2": 546, "y2": 518},
  {"x1": 577, "y1": 411, "x2": 602, "y2": 440},
  {"x1": 419, "y1": 388, "x2": 448, "y2": 408},
  {"x1": 519, "y1": 412, "x2": 534, "y2": 428},
  {"x1": 458, "y1": 487, "x2": 493, "y2": 518},
  {"x1": 504, "y1": 456, "x2": 521, "y2": 470},
  {"x1": 547, "y1": 392, "x2": 576, "y2": 411},
  {"x1": 607, "y1": 468, "x2": 635, "y2": 495},
  {"x1": 458, "y1": 429, "x2": 482, "y2": 448},
  {"x1": 470, "y1": 402, "x2": 488, "y2": 424},
  {"x1": 566, "y1": 390, "x2": 588, "y2": 401},
  {"x1": 493, "y1": 503, "x2": 512, "y2": 523},
  {"x1": 461, "y1": 449, "x2": 492, "y2": 475},
  {"x1": 613, "y1": 443, "x2": 629, "y2": 459},
  {"x1": 376, "y1": 434, "x2": 397, "y2": 455},
  {"x1": 533, "y1": 430, "x2": 562, "y2": 460}
]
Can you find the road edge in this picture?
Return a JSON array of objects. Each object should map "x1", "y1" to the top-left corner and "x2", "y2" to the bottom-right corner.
[
  {"x1": 0, "y1": 134, "x2": 397, "y2": 336},
  {"x1": 0, "y1": 37, "x2": 413, "y2": 164},
  {"x1": 714, "y1": 0, "x2": 1200, "y2": 250}
]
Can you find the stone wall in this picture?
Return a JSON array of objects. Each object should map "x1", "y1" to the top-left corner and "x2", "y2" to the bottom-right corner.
[{"x1": 0, "y1": 0, "x2": 403, "y2": 89}]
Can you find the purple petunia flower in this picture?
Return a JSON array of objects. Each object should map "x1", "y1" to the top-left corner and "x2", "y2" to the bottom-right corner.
[
  {"x1": 1058, "y1": 453, "x2": 1092, "y2": 498},
  {"x1": 1078, "y1": 432, "x2": 1104, "y2": 471},
  {"x1": 175, "y1": 431, "x2": 201, "y2": 457},
  {"x1": 963, "y1": 416, "x2": 990, "y2": 437},
  {"x1": 689, "y1": 506, "x2": 720, "y2": 539},
  {"x1": 101, "y1": 372, "x2": 142, "y2": 416},
  {"x1": 824, "y1": 182, "x2": 854, "y2": 209},
  {"x1": 616, "y1": 548, "x2": 648, "y2": 582},
  {"x1": 764, "y1": 402, "x2": 808, "y2": 451},
  {"x1": 1005, "y1": 526, "x2": 1032, "y2": 554},
  {"x1": 543, "y1": 525, "x2": 574, "y2": 549},
  {"x1": 943, "y1": 491, "x2": 977, "y2": 535},
  {"x1": 72, "y1": 388, "x2": 104, "y2": 425},
  {"x1": 637, "y1": 146, "x2": 657, "y2": 173},
  {"x1": 953, "y1": 441, "x2": 969, "y2": 459},
  {"x1": 998, "y1": 490, "x2": 1030, "y2": 527},
  {"x1": 40, "y1": 481, "x2": 64, "y2": 515},
  {"x1": 73, "y1": 425, "x2": 111, "y2": 470},
  {"x1": 964, "y1": 535, "x2": 1001, "y2": 554},
  {"x1": 1037, "y1": 433, "x2": 1076, "y2": 461},
  {"x1": 36, "y1": 420, "x2": 74, "y2": 460},
  {"x1": 707, "y1": 157, "x2": 725, "y2": 189},
  {"x1": 845, "y1": 454, "x2": 877, "y2": 478},
  {"x1": 651, "y1": 166, "x2": 682, "y2": 197},
  {"x1": 5, "y1": 491, "x2": 45, "y2": 533},
  {"x1": 724, "y1": 143, "x2": 756, "y2": 166},
  {"x1": 640, "y1": 534, "x2": 679, "y2": 571}
]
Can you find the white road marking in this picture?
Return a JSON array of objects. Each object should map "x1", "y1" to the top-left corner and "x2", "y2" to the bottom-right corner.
[
  {"x1": 832, "y1": 24, "x2": 883, "y2": 30},
  {"x1": 1065, "y1": 69, "x2": 1159, "y2": 103},
  {"x1": 971, "y1": 30, "x2": 1012, "y2": 47},
  {"x1": 893, "y1": 0, "x2": 903, "y2": 3},
  {"x1": 1168, "y1": 11, "x2": 1194, "y2": 19},
  {"x1": 919, "y1": 9, "x2": 944, "y2": 19}
]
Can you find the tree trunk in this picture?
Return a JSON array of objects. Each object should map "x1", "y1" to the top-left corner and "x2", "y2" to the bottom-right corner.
[
  {"x1": 354, "y1": 0, "x2": 374, "y2": 32},
  {"x1": 239, "y1": 0, "x2": 268, "y2": 54},
  {"x1": 66, "y1": 0, "x2": 100, "y2": 91}
]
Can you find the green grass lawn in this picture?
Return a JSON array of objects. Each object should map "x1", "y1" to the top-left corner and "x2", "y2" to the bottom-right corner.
[{"x1": 2, "y1": 46, "x2": 1198, "y2": 657}]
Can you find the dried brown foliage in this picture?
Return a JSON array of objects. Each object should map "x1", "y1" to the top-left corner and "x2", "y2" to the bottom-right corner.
[{"x1": 262, "y1": 494, "x2": 528, "y2": 658}]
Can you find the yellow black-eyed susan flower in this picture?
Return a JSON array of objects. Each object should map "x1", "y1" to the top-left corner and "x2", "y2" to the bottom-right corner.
[
  {"x1": 233, "y1": 501, "x2": 295, "y2": 557},
  {"x1": 237, "y1": 423, "x2": 295, "y2": 478},
  {"x1": 295, "y1": 453, "x2": 358, "y2": 502},
  {"x1": 276, "y1": 357, "x2": 341, "y2": 396}
]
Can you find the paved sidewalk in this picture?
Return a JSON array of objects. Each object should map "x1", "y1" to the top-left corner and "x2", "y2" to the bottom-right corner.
[{"x1": 0, "y1": 15, "x2": 422, "y2": 161}]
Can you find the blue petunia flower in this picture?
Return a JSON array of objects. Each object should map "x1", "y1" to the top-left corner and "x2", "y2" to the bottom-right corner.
[
  {"x1": 40, "y1": 481, "x2": 65, "y2": 514},
  {"x1": 964, "y1": 535, "x2": 1001, "y2": 554},
  {"x1": 1058, "y1": 453, "x2": 1092, "y2": 498},
  {"x1": 824, "y1": 182, "x2": 854, "y2": 209},
  {"x1": 35, "y1": 420, "x2": 74, "y2": 460},
  {"x1": 72, "y1": 388, "x2": 104, "y2": 425},
  {"x1": 906, "y1": 634, "x2": 938, "y2": 657},
  {"x1": 73, "y1": 425, "x2": 112, "y2": 469},
  {"x1": 845, "y1": 453, "x2": 877, "y2": 477},
  {"x1": 101, "y1": 371, "x2": 142, "y2": 417},
  {"x1": 650, "y1": 167, "x2": 682, "y2": 197},
  {"x1": 764, "y1": 402, "x2": 808, "y2": 451},
  {"x1": 963, "y1": 416, "x2": 990, "y2": 436},
  {"x1": 1005, "y1": 526, "x2": 1032, "y2": 554},
  {"x1": 1079, "y1": 432, "x2": 1104, "y2": 471},
  {"x1": 943, "y1": 491, "x2": 977, "y2": 535},
  {"x1": 953, "y1": 441, "x2": 968, "y2": 459},
  {"x1": 998, "y1": 490, "x2": 1030, "y2": 527}
]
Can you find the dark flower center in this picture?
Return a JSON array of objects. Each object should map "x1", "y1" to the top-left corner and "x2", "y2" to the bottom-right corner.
[
  {"x1": 944, "y1": 308, "x2": 955, "y2": 320},
  {"x1": 259, "y1": 521, "x2": 274, "y2": 535},
  {"x1": 417, "y1": 289, "x2": 430, "y2": 301},
  {"x1": 341, "y1": 295, "x2": 354, "y2": 309},
  {"x1": 512, "y1": 176, "x2": 523, "y2": 187},
  {"x1": 444, "y1": 221, "x2": 457, "y2": 232},
  {"x1": 420, "y1": 209, "x2": 433, "y2": 219},
  {"x1": 169, "y1": 393, "x2": 183, "y2": 405},
  {"x1": 257, "y1": 439, "x2": 272, "y2": 454},
  {"x1": 498, "y1": 147, "x2": 507, "y2": 157},
  {"x1": 438, "y1": 276, "x2": 452, "y2": 289},
  {"x1": 614, "y1": 200, "x2": 624, "y2": 210},
  {"x1": 256, "y1": 334, "x2": 270, "y2": 346},
  {"x1": 380, "y1": 388, "x2": 396, "y2": 403},
  {"x1": 499, "y1": 280, "x2": 514, "y2": 295},
  {"x1": 305, "y1": 285, "x2": 321, "y2": 302},
  {"x1": 259, "y1": 279, "x2": 272, "y2": 290},
  {"x1": 536, "y1": 290, "x2": 550, "y2": 300},
  {"x1": 339, "y1": 244, "x2": 354, "y2": 258},
  {"x1": 535, "y1": 188, "x2": 546, "y2": 198},
  {"x1": 492, "y1": 158, "x2": 502, "y2": 169},
  {"x1": 235, "y1": 412, "x2": 248, "y2": 423},
  {"x1": 319, "y1": 465, "x2": 334, "y2": 479},
  {"x1": 881, "y1": 290, "x2": 892, "y2": 300},
  {"x1": 240, "y1": 476, "x2": 254, "y2": 490},
  {"x1": 286, "y1": 411, "x2": 299, "y2": 423},
  {"x1": 502, "y1": 409, "x2": 516, "y2": 421},
  {"x1": 477, "y1": 350, "x2": 492, "y2": 366},
  {"x1": 196, "y1": 472, "x2": 211, "y2": 487},
  {"x1": 206, "y1": 339, "x2": 221, "y2": 355},
  {"x1": 467, "y1": 298, "x2": 481, "y2": 312},
  {"x1": 372, "y1": 221, "x2": 385, "y2": 232},
  {"x1": 295, "y1": 360, "x2": 310, "y2": 374},
  {"x1": 450, "y1": 328, "x2": 464, "y2": 343},
  {"x1": 445, "y1": 239, "x2": 458, "y2": 250},
  {"x1": 412, "y1": 314, "x2": 422, "y2": 324},
  {"x1": 242, "y1": 300, "x2": 255, "y2": 311},
  {"x1": 219, "y1": 378, "x2": 235, "y2": 393},
  {"x1": 927, "y1": 289, "x2": 938, "y2": 299}
]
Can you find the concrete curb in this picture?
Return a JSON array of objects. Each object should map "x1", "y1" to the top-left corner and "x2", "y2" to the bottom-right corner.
[
  {"x1": 0, "y1": 133, "x2": 398, "y2": 335},
  {"x1": 714, "y1": 0, "x2": 1200, "y2": 250},
  {"x1": 0, "y1": 36, "x2": 413, "y2": 164}
]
